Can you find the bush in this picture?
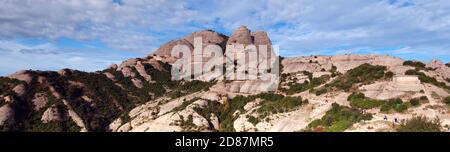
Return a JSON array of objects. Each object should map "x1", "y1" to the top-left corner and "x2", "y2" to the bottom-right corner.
[
  {"x1": 397, "y1": 116, "x2": 441, "y2": 132},
  {"x1": 409, "y1": 98, "x2": 420, "y2": 106},
  {"x1": 405, "y1": 69, "x2": 450, "y2": 91},
  {"x1": 403, "y1": 60, "x2": 426, "y2": 70},
  {"x1": 385, "y1": 71, "x2": 394, "y2": 78},
  {"x1": 420, "y1": 96, "x2": 428, "y2": 101}
]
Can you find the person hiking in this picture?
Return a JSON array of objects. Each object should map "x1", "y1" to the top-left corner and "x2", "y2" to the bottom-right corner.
[{"x1": 384, "y1": 115, "x2": 388, "y2": 120}]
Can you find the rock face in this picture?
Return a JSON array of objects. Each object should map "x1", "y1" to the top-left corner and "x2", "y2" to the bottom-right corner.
[
  {"x1": 427, "y1": 59, "x2": 450, "y2": 79},
  {"x1": 8, "y1": 70, "x2": 33, "y2": 83},
  {"x1": 32, "y1": 93, "x2": 48, "y2": 110},
  {"x1": 227, "y1": 26, "x2": 252, "y2": 45},
  {"x1": 12, "y1": 84, "x2": 26, "y2": 97}
]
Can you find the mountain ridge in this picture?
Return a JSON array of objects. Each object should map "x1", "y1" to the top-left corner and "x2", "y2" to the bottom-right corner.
[{"x1": 1, "y1": 26, "x2": 450, "y2": 132}]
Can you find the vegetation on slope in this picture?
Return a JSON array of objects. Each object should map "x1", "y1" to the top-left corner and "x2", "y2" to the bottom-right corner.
[
  {"x1": 396, "y1": 116, "x2": 441, "y2": 132},
  {"x1": 256, "y1": 93, "x2": 308, "y2": 120},
  {"x1": 313, "y1": 63, "x2": 392, "y2": 95},
  {"x1": 347, "y1": 92, "x2": 384, "y2": 109},
  {"x1": 191, "y1": 92, "x2": 308, "y2": 132},
  {"x1": 281, "y1": 73, "x2": 330, "y2": 95},
  {"x1": 347, "y1": 92, "x2": 424, "y2": 113},
  {"x1": 1, "y1": 59, "x2": 216, "y2": 132},
  {"x1": 307, "y1": 103, "x2": 372, "y2": 132}
]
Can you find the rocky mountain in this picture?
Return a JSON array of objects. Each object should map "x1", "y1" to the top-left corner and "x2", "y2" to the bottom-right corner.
[{"x1": 1, "y1": 26, "x2": 450, "y2": 132}]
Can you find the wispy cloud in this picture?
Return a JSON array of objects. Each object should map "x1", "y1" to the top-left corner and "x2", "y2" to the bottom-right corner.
[{"x1": 0, "y1": 40, "x2": 137, "y2": 75}]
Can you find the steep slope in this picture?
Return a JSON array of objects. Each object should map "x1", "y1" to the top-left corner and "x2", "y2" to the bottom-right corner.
[{"x1": 0, "y1": 56, "x2": 214, "y2": 132}]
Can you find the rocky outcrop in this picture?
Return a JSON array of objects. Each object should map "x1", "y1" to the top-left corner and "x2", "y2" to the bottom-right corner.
[
  {"x1": 12, "y1": 84, "x2": 26, "y2": 97},
  {"x1": 41, "y1": 105, "x2": 62, "y2": 123},
  {"x1": 135, "y1": 61, "x2": 152, "y2": 81},
  {"x1": 427, "y1": 59, "x2": 450, "y2": 79},
  {"x1": 8, "y1": 70, "x2": 32, "y2": 83},
  {"x1": 108, "y1": 118, "x2": 123, "y2": 132},
  {"x1": 282, "y1": 54, "x2": 403, "y2": 74},
  {"x1": 0, "y1": 104, "x2": 14, "y2": 126},
  {"x1": 153, "y1": 30, "x2": 228, "y2": 57},
  {"x1": 32, "y1": 92, "x2": 48, "y2": 110}
]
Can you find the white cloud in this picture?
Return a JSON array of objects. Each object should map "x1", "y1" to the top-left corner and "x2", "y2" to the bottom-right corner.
[{"x1": 0, "y1": 0, "x2": 201, "y2": 52}]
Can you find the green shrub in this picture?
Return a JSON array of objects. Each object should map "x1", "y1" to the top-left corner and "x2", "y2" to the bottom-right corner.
[
  {"x1": 257, "y1": 96, "x2": 307, "y2": 119},
  {"x1": 397, "y1": 116, "x2": 441, "y2": 132},
  {"x1": 255, "y1": 93, "x2": 284, "y2": 101},
  {"x1": 409, "y1": 98, "x2": 420, "y2": 106},
  {"x1": 168, "y1": 80, "x2": 215, "y2": 98},
  {"x1": 379, "y1": 98, "x2": 410, "y2": 113},
  {"x1": 247, "y1": 116, "x2": 259, "y2": 125},
  {"x1": 219, "y1": 95, "x2": 256, "y2": 132}
]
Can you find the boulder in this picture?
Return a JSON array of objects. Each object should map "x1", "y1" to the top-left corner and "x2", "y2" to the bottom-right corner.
[{"x1": 131, "y1": 78, "x2": 143, "y2": 88}]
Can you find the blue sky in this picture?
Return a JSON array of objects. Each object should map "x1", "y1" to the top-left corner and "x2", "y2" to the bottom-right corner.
[{"x1": 0, "y1": 0, "x2": 449, "y2": 76}]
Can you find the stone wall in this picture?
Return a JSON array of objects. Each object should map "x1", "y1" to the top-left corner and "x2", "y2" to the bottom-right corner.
[{"x1": 393, "y1": 75, "x2": 420, "y2": 84}]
